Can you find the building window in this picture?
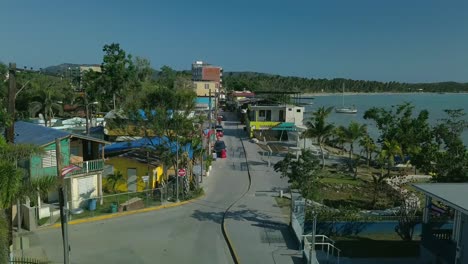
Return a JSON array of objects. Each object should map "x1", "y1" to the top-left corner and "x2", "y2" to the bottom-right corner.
[
  {"x1": 259, "y1": 110, "x2": 266, "y2": 117},
  {"x1": 204, "y1": 84, "x2": 209, "y2": 89},
  {"x1": 42, "y1": 150, "x2": 57, "y2": 168},
  {"x1": 288, "y1": 108, "x2": 292, "y2": 111},
  {"x1": 296, "y1": 109, "x2": 301, "y2": 113}
]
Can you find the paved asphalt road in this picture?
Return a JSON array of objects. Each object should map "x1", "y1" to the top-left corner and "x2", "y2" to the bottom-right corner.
[{"x1": 28, "y1": 111, "x2": 300, "y2": 264}]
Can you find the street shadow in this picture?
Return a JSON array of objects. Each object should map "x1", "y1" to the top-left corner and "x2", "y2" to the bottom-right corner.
[
  {"x1": 248, "y1": 160, "x2": 267, "y2": 166},
  {"x1": 190, "y1": 209, "x2": 224, "y2": 224},
  {"x1": 251, "y1": 218, "x2": 299, "y2": 250}
]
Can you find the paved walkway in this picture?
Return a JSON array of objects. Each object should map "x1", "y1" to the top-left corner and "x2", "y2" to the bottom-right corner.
[{"x1": 223, "y1": 116, "x2": 302, "y2": 264}]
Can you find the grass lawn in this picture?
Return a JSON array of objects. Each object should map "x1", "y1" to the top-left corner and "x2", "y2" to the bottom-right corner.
[{"x1": 332, "y1": 235, "x2": 420, "y2": 258}]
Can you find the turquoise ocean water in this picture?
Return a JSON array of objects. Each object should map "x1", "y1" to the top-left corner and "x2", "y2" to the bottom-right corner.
[{"x1": 301, "y1": 93, "x2": 468, "y2": 145}]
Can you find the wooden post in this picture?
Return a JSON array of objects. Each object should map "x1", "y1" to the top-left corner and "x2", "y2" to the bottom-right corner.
[{"x1": 55, "y1": 138, "x2": 70, "y2": 264}]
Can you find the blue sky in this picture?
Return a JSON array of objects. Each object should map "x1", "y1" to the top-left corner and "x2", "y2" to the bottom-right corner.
[{"x1": 1, "y1": 0, "x2": 467, "y2": 83}]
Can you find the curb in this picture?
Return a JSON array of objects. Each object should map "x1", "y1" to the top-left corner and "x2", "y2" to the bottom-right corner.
[
  {"x1": 43, "y1": 194, "x2": 205, "y2": 229},
  {"x1": 221, "y1": 133, "x2": 252, "y2": 264}
]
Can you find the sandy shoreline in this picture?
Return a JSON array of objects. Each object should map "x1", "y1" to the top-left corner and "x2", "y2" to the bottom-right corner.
[{"x1": 300, "y1": 92, "x2": 468, "y2": 97}]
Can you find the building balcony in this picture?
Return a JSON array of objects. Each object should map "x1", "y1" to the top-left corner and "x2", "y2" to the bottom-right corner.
[
  {"x1": 30, "y1": 159, "x2": 105, "y2": 178},
  {"x1": 421, "y1": 225, "x2": 456, "y2": 264},
  {"x1": 69, "y1": 159, "x2": 105, "y2": 176}
]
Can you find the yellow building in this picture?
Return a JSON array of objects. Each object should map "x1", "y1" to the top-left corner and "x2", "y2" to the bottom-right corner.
[
  {"x1": 193, "y1": 81, "x2": 218, "y2": 97},
  {"x1": 105, "y1": 150, "x2": 165, "y2": 192}
]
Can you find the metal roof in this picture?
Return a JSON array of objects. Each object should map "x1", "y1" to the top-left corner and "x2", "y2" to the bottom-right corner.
[
  {"x1": 14, "y1": 121, "x2": 110, "y2": 146},
  {"x1": 14, "y1": 121, "x2": 70, "y2": 146},
  {"x1": 115, "y1": 149, "x2": 162, "y2": 167},
  {"x1": 413, "y1": 183, "x2": 468, "y2": 215}
]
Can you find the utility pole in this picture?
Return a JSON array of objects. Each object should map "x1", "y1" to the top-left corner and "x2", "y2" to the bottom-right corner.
[
  {"x1": 208, "y1": 89, "x2": 212, "y2": 155},
  {"x1": 84, "y1": 91, "x2": 90, "y2": 136},
  {"x1": 175, "y1": 137, "x2": 179, "y2": 202},
  {"x1": 6, "y1": 63, "x2": 16, "y2": 142},
  {"x1": 55, "y1": 138, "x2": 70, "y2": 264}
]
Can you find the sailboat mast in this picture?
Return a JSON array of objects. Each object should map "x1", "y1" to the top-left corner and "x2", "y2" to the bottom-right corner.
[{"x1": 342, "y1": 83, "x2": 345, "y2": 107}]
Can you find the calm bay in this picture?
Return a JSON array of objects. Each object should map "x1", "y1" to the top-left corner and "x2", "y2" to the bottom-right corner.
[{"x1": 302, "y1": 93, "x2": 468, "y2": 145}]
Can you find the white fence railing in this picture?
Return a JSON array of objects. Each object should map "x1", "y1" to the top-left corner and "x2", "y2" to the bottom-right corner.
[{"x1": 303, "y1": 234, "x2": 341, "y2": 264}]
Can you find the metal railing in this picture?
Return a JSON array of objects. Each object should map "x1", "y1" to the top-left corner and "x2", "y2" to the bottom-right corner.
[
  {"x1": 69, "y1": 159, "x2": 105, "y2": 176},
  {"x1": 29, "y1": 159, "x2": 105, "y2": 178},
  {"x1": 9, "y1": 257, "x2": 48, "y2": 264},
  {"x1": 303, "y1": 234, "x2": 341, "y2": 264}
]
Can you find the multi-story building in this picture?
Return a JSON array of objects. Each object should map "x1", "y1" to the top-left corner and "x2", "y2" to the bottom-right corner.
[
  {"x1": 191, "y1": 61, "x2": 223, "y2": 86},
  {"x1": 192, "y1": 61, "x2": 223, "y2": 111},
  {"x1": 193, "y1": 81, "x2": 218, "y2": 97}
]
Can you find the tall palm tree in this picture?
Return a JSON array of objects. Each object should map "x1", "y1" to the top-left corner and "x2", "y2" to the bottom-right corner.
[
  {"x1": 380, "y1": 139, "x2": 403, "y2": 176},
  {"x1": 303, "y1": 106, "x2": 335, "y2": 169},
  {"x1": 28, "y1": 86, "x2": 64, "y2": 127},
  {"x1": 343, "y1": 121, "x2": 367, "y2": 160},
  {"x1": 332, "y1": 127, "x2": 347, "y2": 154},
  {"x1": 359, "y1": 134, "x2": 377, "y2": 167}
]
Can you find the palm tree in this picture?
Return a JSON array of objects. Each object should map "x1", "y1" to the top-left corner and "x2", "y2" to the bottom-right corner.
[
  {"x1": 105, "y1": 171, "x2": 125, "y2": 193},
  {"x1": 332, "y1": 127, "x2": 347, "y2": 154},
  {"x1": 303, "y1": 106, "x2": 335, "y2": 169},
  {"x1": 343, "y1": 121, "x2": 367, "y2": 160},
  {"x1": 28, "y1": 86, "x2": 64, "y2": 127},
  {"x1": 380, "y1": 139, "x2": 403, "y2": 176},
  {"x1": 359, "y1": 134, "x2": 377, "y2": 167},
  {"x1": 0, "y1": 138, "x2": 57, "y2": 260}
]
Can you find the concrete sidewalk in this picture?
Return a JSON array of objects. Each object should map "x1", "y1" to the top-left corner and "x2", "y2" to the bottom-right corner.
[{"x1": 224, "y1": 132, "x2": 302, "y2": 264}]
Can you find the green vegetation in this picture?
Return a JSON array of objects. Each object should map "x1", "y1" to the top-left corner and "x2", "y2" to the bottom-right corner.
[{"x1": 223, "y1": 71, "x2": 468, "y2": 93}]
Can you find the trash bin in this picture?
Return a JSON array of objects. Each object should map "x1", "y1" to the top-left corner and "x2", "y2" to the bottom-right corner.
[
  {"x1": 88, "y1": 198, "x2": 97, "y2": 211},
  {"x1": 110, "y1": 203, "x2": 118, "y2": 213},
  {"x1": 212, "y1": 152, "x2": 217, "y2": 160}
]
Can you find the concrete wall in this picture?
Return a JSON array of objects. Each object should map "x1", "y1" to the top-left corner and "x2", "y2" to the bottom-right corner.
[
  {"x1": 105, "y1": 157, "x2": 164, "y2": 192},
  {"x1": 285, "y1": 106, "x2": 305, "y2": 125},
  {"x1": 193, "y1": 81, "x2": 217, "y2": 97},
  {"x1": 70, "y1": 173, "x2": 99, "y2": 208}
]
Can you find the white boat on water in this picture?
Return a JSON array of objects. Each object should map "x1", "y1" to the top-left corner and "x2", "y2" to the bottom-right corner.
[{"x1": 336, "y1": 83, "x2": 357, "y2": 114}]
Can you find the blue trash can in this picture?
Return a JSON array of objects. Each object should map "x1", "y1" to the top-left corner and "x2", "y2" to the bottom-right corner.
[{"x1": 88, "y1": 198, "x2": 97, "y2": 211}]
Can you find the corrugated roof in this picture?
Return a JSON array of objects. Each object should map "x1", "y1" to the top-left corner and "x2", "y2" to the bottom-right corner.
[
  {"x1": 116, "y1": 150, "x2": 162, "y2": 167},
  {"x1": 413, "y1": 183, "x2": 468, "y2": 215},
  {"x1": 104, "y1": 136, "x2": 193, "y2": 159},
  {"x1": 14, "y1": 121, "x2": 70, "y2": 146},
  {"x1": 14, "y1": 121, "x2": 110, "y2": 146}
]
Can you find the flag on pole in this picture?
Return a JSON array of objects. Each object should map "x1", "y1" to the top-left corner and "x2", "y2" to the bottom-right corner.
[{"x1": 61, "y1": 164, "x2": 82, "y2": 177}]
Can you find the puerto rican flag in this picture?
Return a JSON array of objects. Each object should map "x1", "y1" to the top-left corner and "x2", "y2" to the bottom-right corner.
[{"x1": 61, "y1": 164, "x2": 82, "y2": 177}]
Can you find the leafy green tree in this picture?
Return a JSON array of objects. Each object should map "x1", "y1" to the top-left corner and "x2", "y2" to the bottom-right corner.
[
  {"x1": 364, "y1": 103, "x2": 433, "y2": 171},
  {"x1": 302, "y1": 106, "x2": 335, "y2": 169},
  {"x1": 274, "y1": 149, "x2": 322, "y2": 200},
  {"x1": 86, "y1": 43, "x2": 137, "y2": 111},
  {"x1": 432, "y1": 109, "x2": 468, "y2": 182}
]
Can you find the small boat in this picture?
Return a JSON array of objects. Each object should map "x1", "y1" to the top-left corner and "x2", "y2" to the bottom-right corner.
[{"x1": 336, "y1": 83, "x2": 357, "y2": 114}]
